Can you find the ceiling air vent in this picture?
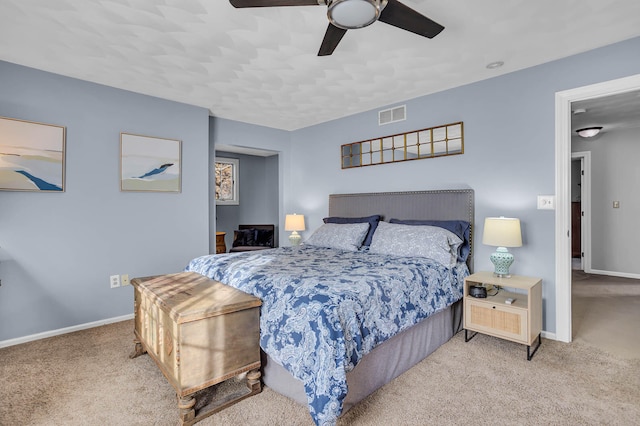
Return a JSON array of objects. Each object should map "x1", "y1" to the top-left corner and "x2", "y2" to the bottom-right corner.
[{"x1": 379, "y1": 105, "x2": 406, "y2": 125}]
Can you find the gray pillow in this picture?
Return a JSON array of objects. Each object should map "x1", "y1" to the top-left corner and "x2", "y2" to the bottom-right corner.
[
  {"x1": 369, "y1": 221, "x2": 463, "y2": 267},
  {"x1": 323, "y1": 215, "x2": 380, "y2": 246},
  {"x1": 304, "y1": 222, "x2": 370, "y2": 252},
  {"x1": 389, "y1": 219, "x2": 471, "y2": 262}
]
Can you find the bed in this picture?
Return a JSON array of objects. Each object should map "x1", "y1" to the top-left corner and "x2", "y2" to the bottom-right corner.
[{"x1": 185, "y1": 189, "x2": 474, "y2": 425}]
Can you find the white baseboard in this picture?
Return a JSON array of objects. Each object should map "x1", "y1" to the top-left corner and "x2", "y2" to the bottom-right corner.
[
  {"x1": 0, "y1": 313, "x2": 134, "y2": 349},
  {"x1": 541, "y1": 330, "x2": 557, "y2": 341},
  {"x1": 586, "y1": 268, "x2": 640, "y2": 280}
]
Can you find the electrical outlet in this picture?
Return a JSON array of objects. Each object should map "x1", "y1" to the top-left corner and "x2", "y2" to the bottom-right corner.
[
  {"x1": 110, "y1": 274, "x2": 121, "y2": 288},
  {"x1": 121, "y1": 274, "x2": 130, "y2": 286}
]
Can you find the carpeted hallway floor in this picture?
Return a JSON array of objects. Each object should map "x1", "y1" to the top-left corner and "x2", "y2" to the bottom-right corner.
[{"x1": 571, "y1": 269, "x2": 640, "y2": 359}]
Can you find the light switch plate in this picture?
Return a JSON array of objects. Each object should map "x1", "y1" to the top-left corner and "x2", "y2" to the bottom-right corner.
[{"x1": 537, "y1": 195, "x2": 555, "y2": 210}]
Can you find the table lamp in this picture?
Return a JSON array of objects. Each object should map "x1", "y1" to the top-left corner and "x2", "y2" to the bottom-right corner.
[
  {"x1": 482, "y1": 217, "x2": 522, "y2": 278},
  {"x1": 285, "y1": 214, "x2": 305, "y2": 246}
]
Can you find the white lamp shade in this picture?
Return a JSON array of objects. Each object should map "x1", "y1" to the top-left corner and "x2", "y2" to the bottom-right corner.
[
  {"x1": 482, "y1": 217, "x2": 522, "y2": 248},
  {"x1": 285, "y1": 214, "x2": 305, "y2": 232}
]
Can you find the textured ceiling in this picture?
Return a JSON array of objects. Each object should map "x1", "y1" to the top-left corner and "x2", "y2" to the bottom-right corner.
[{"x1": 1, "y1": 0, "x2": 640, "y2": 131}]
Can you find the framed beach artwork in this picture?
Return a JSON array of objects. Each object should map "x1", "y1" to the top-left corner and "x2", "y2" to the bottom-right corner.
[
  {"x1": 120, "y1": 133, "x2": 181, "y2": 192},
  {"x1": 0, "y1": 116, "x2": 66, "y2": 192}
]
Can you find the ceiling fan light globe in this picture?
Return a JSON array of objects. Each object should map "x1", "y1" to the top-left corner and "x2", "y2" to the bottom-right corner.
[{"x1": 328, "y1": 0, "x2": 380, "y2": 30}]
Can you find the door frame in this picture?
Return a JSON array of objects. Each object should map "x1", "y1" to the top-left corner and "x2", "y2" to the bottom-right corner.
[{"x1": 554, "y1": 73, "x2": 640, "y2": 343}]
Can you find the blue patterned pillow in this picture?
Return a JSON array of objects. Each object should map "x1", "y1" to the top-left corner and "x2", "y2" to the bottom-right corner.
[
  {"x1": 323, "y1": 215, "x2": 381, "y2": 246},
  {"x1": 305, "y1": 223, "x2": 370, "y2": 252},
  {"x1": 369, "y1": 221, "x2": 463, "y2": 267}
]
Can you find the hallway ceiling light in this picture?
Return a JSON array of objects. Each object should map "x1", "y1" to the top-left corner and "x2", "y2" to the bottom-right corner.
[
  {"x1": 486, "y1": 61, "x2": 504, "y2": 69},
  {"x1": 576, "y1": 127, "x2": 602, "y2": 138}
]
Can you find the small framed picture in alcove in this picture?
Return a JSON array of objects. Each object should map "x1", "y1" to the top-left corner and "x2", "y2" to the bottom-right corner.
[{"x1": 215, "y1": 157, "x2": 239, "y2": 205}]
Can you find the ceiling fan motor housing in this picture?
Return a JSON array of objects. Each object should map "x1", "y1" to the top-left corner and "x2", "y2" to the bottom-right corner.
[{"x1": 327, "y1": 0, "x2": 385, "y2": 29}]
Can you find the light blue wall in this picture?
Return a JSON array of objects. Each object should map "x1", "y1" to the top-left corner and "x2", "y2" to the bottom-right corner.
[
  {"x1": 573, "y1": 128, "x2": 639, "y2": 274},
  {"x1": 286, "y1": 36, "x2": 640, "y2": 334},
  {"x1": 0, "y1": 61, "x2": 210, "y2": 342},
  {"x1": 2, "y1": 36, "x2": 639, "y2": 343}
]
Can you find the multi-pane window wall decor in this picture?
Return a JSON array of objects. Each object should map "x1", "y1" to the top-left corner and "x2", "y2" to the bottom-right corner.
[{"x1": 341, "y1": 122, "x2": 463, "y2": 169}]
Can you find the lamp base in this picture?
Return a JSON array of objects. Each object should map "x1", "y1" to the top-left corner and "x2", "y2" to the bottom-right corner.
[
  {"x1": 490, "y1": 247, "x2": 514, "y2": 278},
  {"x1": 289, "y1": 231, "x2": 301, "y2": 246}
]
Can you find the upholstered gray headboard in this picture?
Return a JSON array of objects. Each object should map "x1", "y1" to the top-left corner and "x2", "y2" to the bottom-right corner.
[{"x1": 328, "y1": 189, "x2": 474, "y2": 270}]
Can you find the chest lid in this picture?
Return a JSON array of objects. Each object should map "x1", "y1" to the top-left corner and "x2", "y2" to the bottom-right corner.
[{"x1": 135, "y1": 272, "x2": 261, "y2": 323}]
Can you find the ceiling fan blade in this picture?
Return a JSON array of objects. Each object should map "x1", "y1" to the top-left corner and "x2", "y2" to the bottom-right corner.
[
  {"x1": 318, "y1": 23, "x2": 347, "y2": 56},
  {"x1": 230, "y1": 0, "x2": 320, "y2": 7},
  {"x1": 378, "y1": 0, "x2": 444, "y2": 39}
]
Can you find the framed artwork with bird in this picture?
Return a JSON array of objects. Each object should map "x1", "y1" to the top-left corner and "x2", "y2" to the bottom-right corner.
[{"x1": 120, "y1": 132, "x2": 181, "y2": 192}]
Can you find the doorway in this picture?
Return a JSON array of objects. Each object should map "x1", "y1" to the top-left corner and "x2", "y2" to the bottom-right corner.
[{"x1": 554, "y1": 74, "x2": 640, "y2": 343}]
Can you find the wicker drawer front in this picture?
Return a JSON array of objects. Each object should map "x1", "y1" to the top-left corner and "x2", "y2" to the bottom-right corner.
[{"x1": 465, "y1": 300, "x2": 527, "y2": 344}]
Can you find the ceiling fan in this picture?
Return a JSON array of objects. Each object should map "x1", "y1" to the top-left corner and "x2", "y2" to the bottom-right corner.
[{"x1": 229, "y1": 0, "x2": 444, "y2": 56}]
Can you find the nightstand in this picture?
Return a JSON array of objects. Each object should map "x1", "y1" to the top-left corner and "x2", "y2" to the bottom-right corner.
[{"x1": 463, "y1": 271, "x2": 542, "y2": 360}]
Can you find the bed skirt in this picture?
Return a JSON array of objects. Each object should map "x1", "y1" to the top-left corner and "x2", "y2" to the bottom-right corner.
[{"x1": 261, "y1": 299, "x2": 463, "y2": 415}]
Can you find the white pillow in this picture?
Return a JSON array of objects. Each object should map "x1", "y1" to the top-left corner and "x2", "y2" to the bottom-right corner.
[
  {"x1": 304, "y1": 222, "x2": 370, "y2": 252},
  {"x1": 369, "y1": 221, "x2": 463, "y2": 267}
]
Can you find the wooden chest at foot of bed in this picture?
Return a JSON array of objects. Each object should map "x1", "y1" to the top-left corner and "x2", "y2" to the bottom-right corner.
[{"x1": 130, "y1": 272, "x2": 262, "y2": 425}]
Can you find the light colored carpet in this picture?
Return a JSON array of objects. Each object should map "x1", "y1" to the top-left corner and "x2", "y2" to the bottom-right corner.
[
  {"x1": 572, "y1": 269, "x2": 640, "y2": 297},
  {"x1": 1, "y1": 319, "x2": 639, "y2": 425},
  {"x1": 572, "y1": 270, "x2": 640, "y2": 359}
]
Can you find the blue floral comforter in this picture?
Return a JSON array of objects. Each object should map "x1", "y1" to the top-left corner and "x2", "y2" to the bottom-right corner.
[{"x1": 185, "y1": 245, "x2": 468, "y2": 425}]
